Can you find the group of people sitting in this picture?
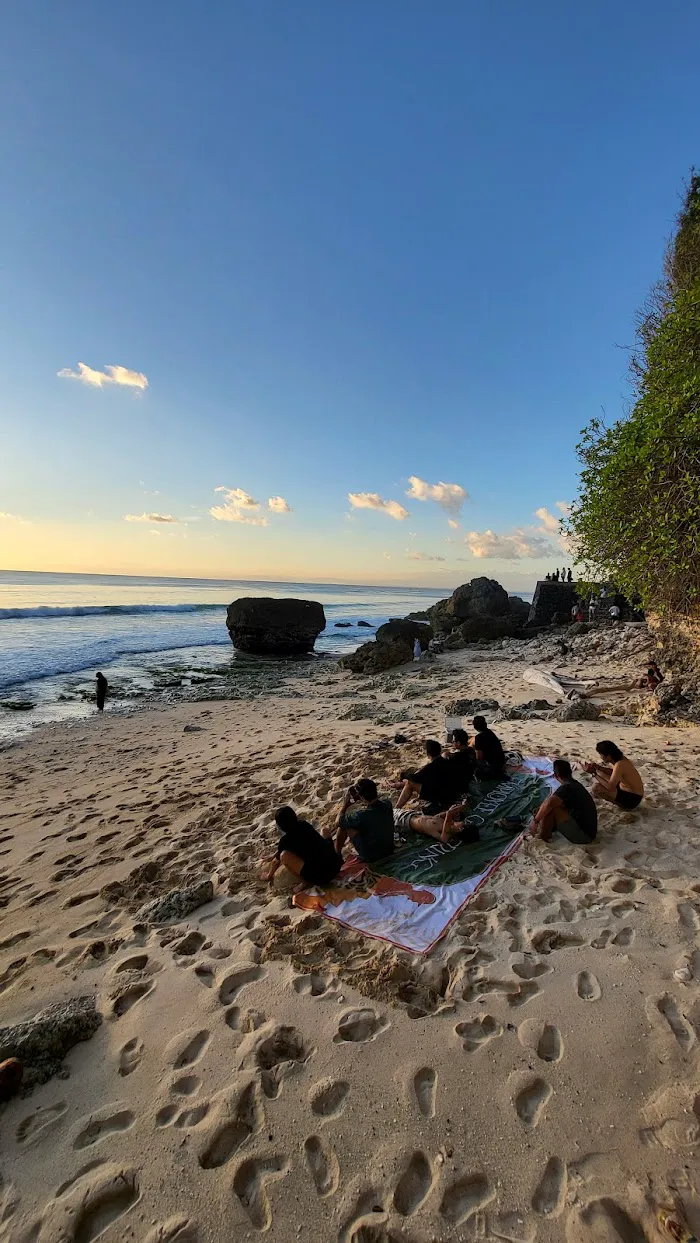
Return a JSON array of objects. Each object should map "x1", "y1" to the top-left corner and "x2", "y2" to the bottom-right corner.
[{"x1": 261, "y1": 719, "x2": 645, "y2": 892}]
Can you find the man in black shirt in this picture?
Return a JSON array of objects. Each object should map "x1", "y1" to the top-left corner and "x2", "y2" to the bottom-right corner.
[
  {"x1": 530, "y1": 759, "x2": 597, "y2": 844},
  {"x1": 396, "y1": 739, "x2": 455, "y2": 813},
  {"x1": 262, "y1": 806, "x2": 343, "y2": 888},
  {"x1": 444, "y1": 728, "x2": 475, "y2": 796},
  {"x1": 472, "y1": 716, "x2": 506, "y2": 781}
]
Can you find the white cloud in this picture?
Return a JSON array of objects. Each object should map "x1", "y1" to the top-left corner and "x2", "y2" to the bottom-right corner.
[
  {"x1": 0, "y1": 511, "x2": 20, "y2": 520},
  {"x1": 124, "y1": 512, "x2": 179, "y2": 523},
  {"x1": 407, "y1": 550, "x2": 447, "y2": 562},
  {"x1": 534, "y1": 506, "x2": 560, "y2": 535},
  {"x1": 466, "y1": 529, "x2": 556, "y2": 561},
  {"x1": 209, "y1": 486, "x2": 268, "y2": 525},
  {"x1": 406, "y1": 476, "x2": 468, "y2": 515},
  {"x1": 535, "y1": 502, "x2": 572, "y2": 551},
  {"x1": 348, "y1": 492, "x2": 410, "y2": 521},
  {"x1": 447, "y1": 518, "x2": 460, "y2": 530},
  {"x1": 58, "y1": 362, "x2": 148, "y2": 390},
  {"x1": 267, "y1": 495, "x2": 292, "y2": 513}
]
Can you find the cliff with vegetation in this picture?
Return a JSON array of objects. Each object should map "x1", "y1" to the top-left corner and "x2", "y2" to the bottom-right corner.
[{"x1": 567, "y1": 172, "x2": 700, "y2": 712}]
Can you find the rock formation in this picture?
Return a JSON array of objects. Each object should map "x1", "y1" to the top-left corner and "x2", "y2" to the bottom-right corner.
[
  {"x1": 428, "y1": 577, "x2": 527, "y2": 645},
  {"x1": 226, "y1": 597, "x2": 326, "y2": 656}
]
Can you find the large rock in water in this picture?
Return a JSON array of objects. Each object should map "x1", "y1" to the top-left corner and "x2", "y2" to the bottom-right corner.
[
  {"x1": 226, "y1": 597, "x2": 325, "y2": 656},
  {"x1": 375, "y1": 619, "x2": 432, "y2": 647}
]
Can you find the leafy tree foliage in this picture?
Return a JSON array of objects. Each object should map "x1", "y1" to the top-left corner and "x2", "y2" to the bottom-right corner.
[{"x1": 567, "y1": 174, "x2": 700, "y2": 614}]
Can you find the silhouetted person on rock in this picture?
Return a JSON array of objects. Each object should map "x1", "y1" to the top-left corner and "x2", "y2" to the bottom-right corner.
[
  {"x1": 567, "y1": 568, "x2": 573, "y2": 583},
  {"x1": 96, "y1": 672, "x2": 108, "y2": 712}
]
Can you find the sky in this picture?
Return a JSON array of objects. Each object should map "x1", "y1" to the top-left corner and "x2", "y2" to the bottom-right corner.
[{"x1": 1, "y1": 1, "x2": 699, "y2": 590}]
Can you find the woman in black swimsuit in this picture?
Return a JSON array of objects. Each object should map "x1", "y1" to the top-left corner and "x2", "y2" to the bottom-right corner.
[{"x1": 584, "y1": 741, "x2": 644, "y2": 809}]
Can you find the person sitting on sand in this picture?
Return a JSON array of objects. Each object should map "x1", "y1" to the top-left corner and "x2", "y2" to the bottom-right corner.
[
  {"x1": 530, "y1": 759, "x2": 598, "y2": 844},
  {"x1": 333, "y1": 778, "x2": 394, "y2": 863},
  {"x1": 583, "y1": 741, "x2": 644, "y2": 810},
  {"x1": 393, "y1": 802, "x2": 479, "y2": 844},
  {"x1": 641, "y1": 660, "x2": 663, "y2": 690},
  {"x1": 443, "y1": 728, "x2": 476, "y2": 796},
  {"x1": 261, "y1": 806, "x2": 343, "y2": 889},
  {"x1": 472, "y1": 716, "x2": 507, "y2": 781},
  {"x1": 396, "y1": 739, "x2": 455, "y2": 812}
]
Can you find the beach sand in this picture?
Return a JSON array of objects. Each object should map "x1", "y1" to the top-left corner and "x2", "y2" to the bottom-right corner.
[{"x1": 2, "y1": 639, "x2": 700, "y2": 1241}]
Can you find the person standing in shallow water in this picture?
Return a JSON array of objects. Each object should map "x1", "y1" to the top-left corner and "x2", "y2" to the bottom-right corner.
[{"x1": 95, "y1": 672, "x2": 108, "y2": 712}]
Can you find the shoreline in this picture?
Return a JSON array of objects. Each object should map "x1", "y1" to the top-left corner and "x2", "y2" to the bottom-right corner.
[{"x1": 2, "y1": 634, "x2": 700, "y2": 1239}]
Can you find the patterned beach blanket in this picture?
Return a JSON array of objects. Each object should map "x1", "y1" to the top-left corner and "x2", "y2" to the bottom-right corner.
[{"x1": 294, "y1": 757, "x2": 555, "y2": 954}]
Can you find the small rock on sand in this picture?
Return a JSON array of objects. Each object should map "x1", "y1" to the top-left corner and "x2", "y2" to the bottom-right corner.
[
  {"x1": 135, "y1": 880, "x2": 214, "y2": 925},
  {"x1": 0, "y1": 996, "x2": 101, "y2": 1090}
]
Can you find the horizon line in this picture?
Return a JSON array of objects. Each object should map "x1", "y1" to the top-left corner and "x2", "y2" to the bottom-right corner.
[{"x1": 0, "y1": 567, "x2": 537, "y2": 593}]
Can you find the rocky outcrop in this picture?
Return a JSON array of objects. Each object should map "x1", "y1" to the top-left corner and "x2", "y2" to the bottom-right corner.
[
  {"x1": 136, "y1": 880, "x2": 214, "y2": 925},
  {"x1": 375, "y1": 619, "x2": 432, "y2": 647},
  {"x1": 339, "y1": 636, "x2": 414, "y2": 674},
  {"x1": 0, "y1": 996, "x2": 102, "y2": 1090},
  {"x1": 339, "y1": 618, "x2": 431, "y2": 675},
  {"x1": 444, "y1": 696, "x2": 500, "y2": 716},
  {"x1": 428, "y1": 577, "x2": 527, "y2": 643},
  {"x1": 226, "y1": 597, "x2": 325, "y2": 656},
  {"x1": 555, "y1": 699, "x2": 601, "y2": 722}
]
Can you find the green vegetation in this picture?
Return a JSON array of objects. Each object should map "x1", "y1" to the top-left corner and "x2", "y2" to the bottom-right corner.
[{"x1": 567, "y1": 173, "x2": 700, "y2": 615}]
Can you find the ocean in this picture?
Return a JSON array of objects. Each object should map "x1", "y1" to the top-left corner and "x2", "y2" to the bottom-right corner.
[{"x1": 0, "y1": 570, "x2": 459, "y2": 741}]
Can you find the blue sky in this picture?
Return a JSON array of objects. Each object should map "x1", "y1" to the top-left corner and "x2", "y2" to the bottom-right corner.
[{"x1": 1, "y1": 1, "x2": 698, "y2": 588}]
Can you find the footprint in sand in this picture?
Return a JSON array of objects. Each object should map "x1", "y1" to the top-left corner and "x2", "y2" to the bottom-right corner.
[
  {"x1": 31, "y1": 1164, "x2": 140, "y2": 1241},
  {"x1": 568, "y1": 1197, "x2": 647, "y2": 1242},
  {"x1": 413, "y1": 1068, "x2": 437, "y2": 1118},
  {"x1": 167, "y1": 1028, "x2": 211, "y2": 1070},
  {"x1": 73, "y1": 1107, "x2": 136, "y2": 1150},
  {"x1": 217, "y1": 964, "x2": 265, "y2": 1006},
  {"x1": 537, "y1": 1024, "x2": 563, "y2": 1064},
  {"x1": 576, "y1": 971, "x2": 602, "y2": 1001},
  {"x1": 657, "y1": 994, "x2": 695, "y2": 1052},
  {"x1": 304, "y1": 1135, "x2": 340, "y2": 1197},
  {"x1": 0, "y1": 929, "x2": 31, "y2": 950},
  {"x1": 115, "y1": 954, "x2": 149, "y2": 974},
  {"x1": 532, "y1": 1156, "x2": 567, "y2": 1216},
  {"x1": 225, "y1": 1006, "x2": 267, "y2": 1033},
  {"x1": 455, "y1": 1015, "x2": 504, "y2": 1053},
  {"x1": 16, "y1": 1100, "x2": 68, "y2": 1147},
  {"x1": 173, "y1": 931, "x2": 207, "y2": 957},
  {"x1": 612, "y1": 927, "x2": 635, "y2": 948},
  {"x1": 232, "y1": 1155, "x2": 289, "y2": 1231},
  {"x1": 440, "y1": 1172, "x2": 494, "y2": 1225},
  {"x1": 143, "y1": 1217, "x2": 200, "y2": 1242},
  {"x1": 511, "y1": 960, "x2": 552, "y2": 980},
  {"x1": 310, "y1": 1078, "x2": 350, "y2": 1119},
  {"x1": 488, "y1": 1210, "x2": 537, "y2": 1241},
  {"x1": 198, "y1": 1082, "x2": 263, "y2": 1169},
  {"x1": 532, "y1": 930, "x2": 584, "y2": 955},
  {"x1": 334, "y1": 1009, "x2": 389, "y2": 1044},
  {"x1": 515, "y1": 1078, "x2": 552, "y2": 1129},
  {"x1": 171, "y1": 1074, "x2": 200, "y2": 1096},
  {"x1": 292, "y1": 971, "x2": 337, "y2": 997},
  {"x1": 194, "y1": 964, "x2": 215, "y2": 987},
  {"x1": 111, "y1": 980, "x2": 154, "y2": 1017},
  {"x1": 393, "y1": 1150, "x2": 435, "y2": 1216},
  {"x1": 256, "y1": 1025, "x2": 312, "y2": 1099},
  {"x1": 118, "y1": 1037, "x2": 144, "y2": 1077}
]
